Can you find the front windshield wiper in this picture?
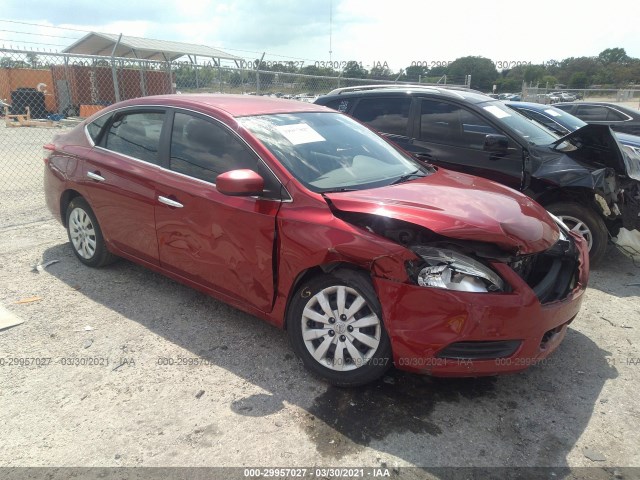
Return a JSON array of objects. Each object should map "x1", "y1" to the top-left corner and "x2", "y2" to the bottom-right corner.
[
  {"x1": 320, "y1": 187, "x2": 359, "y2": 194},
  {"x1": 390, "y1": 170, "x2": 427, "y2": 185}
]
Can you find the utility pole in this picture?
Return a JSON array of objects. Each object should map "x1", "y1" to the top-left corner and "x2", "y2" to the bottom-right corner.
[{"x1": 329, "y1": 0, "x2": 333, "y2": 63}]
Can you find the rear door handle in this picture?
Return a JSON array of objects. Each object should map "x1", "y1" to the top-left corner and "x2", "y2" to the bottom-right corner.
[
  {"x1": 158, "y1": 196, "x2": 184, "y2": 208},
  {"x1": 86, "y1": 171, "x2": 105, "y2": 182}
]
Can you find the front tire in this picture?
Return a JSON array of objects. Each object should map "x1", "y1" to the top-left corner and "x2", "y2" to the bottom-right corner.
[
  {"x1": 287, "y1": 270, "x2": 392, "y2": 387},
  {"x1": 66, "y1": 197, "x2": 117, "y2": 267},
  {"x1": 547, "y1": 202, "x2": 608, "y2": 266}
]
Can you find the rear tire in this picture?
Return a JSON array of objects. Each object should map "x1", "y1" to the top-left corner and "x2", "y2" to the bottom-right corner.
[
  {"x1": 66, "y1": 197, "x2": 117, "y2": 268},
  {"x1": 547, "y1": 202, "x2": 608, "y2": 266},
  {"x1": 287, "y1": 269, "x2": 392, "y2": 387}
]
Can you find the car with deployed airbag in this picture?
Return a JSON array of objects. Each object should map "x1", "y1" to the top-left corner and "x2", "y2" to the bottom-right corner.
[
  {"x1": 44, "y1": 94, "x2": 588, "y2": 386},
  {"x1": 505, "y1": 101, "x2": 640, "y2": 260},
  {"x1": 315, "y1": 85, "x2": 640, "y2": 265}
]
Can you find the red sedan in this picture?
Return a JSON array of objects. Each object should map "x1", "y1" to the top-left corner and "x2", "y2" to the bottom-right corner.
[{"x1": 44, "y1": 94, "x2": 589, "y2": 386}]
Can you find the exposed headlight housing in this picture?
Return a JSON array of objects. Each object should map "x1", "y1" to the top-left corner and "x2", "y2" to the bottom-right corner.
[
  {"x1": 620, "y1": 144, "x2": 640, "y2": 181},
  {"x1": 410, "y1": 246, "x2": 505, "y2": 293}
]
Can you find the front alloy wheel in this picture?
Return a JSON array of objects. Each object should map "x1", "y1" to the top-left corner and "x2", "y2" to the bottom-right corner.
[
  {"x1": 547, "y1": 202, "x2": 608, "y2": 266},
  {"x1": 555, "y1": 215, "x2": 593, "y2": 250},
  {"x1": 288, "y1": 270, "x2": 391, "y2": 386}
]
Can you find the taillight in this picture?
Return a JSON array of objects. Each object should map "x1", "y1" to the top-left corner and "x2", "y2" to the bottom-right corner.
[{"x1": 43, "y1": 143, "x2": 55, "y2": 164}]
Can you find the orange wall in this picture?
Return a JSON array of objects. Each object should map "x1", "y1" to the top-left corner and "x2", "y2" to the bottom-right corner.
[{"x1": 0, "y1": 68, "x2": 58, "y2": 112}]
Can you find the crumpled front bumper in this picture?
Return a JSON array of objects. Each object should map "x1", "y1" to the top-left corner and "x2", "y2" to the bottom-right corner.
[{"x1": 373, "y1": 234, "x2": 589, "y2": 376}]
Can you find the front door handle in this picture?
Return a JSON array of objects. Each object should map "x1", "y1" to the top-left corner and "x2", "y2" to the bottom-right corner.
[
  {"x1": 87, "y1": 171, "x2": 105, "y2": 182},
  {"x1": 158, "y1": 196, "x2": 184, "y2": 208}
]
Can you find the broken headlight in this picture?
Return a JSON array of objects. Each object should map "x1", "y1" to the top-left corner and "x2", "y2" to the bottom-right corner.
[
  {"x1": 620, "y1": 144, "x2": 640, "y2": 181},
  {"x1": 411, "y1": 247, "x2": 505, "y2": 293}
]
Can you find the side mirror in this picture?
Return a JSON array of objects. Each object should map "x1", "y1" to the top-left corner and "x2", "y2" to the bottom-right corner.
[
  {"x1": 484, "y1": 134, "x2": 510, "y2": 154},
  {"x1": 216, "y1": 169, "x2": 264, "y2": 196}
]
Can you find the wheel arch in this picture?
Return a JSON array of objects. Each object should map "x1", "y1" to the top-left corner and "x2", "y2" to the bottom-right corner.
[
  {"x1": 533, "y1": 186, "x2": 596, "y2": 209},
  {"x1": 282, "y1": 262, "x2": 374, "y2": 331},
  {"x1": 60, "y1": 189, "x2": 84, "y2": 227}
]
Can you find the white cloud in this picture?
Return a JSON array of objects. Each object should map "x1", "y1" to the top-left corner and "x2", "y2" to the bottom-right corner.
[{"x1": 1, "y1": 0, "x2": 639, "y2": 69}]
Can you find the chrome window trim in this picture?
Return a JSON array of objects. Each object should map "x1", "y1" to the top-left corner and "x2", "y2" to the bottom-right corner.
[
  {"x1": 603, "y1": 106, "x2": 633, "y2": 123},
  {"x1": 574, "y1": 104, "x2": 633, "y2": 123},
  {"x1": 85, "y1": 103, "x2": 292, "y2": 202}
]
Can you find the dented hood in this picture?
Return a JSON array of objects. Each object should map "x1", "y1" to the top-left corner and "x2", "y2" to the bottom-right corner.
[
  {"x1": 552, "y1": 124, "x2": 628, "y2": 176},
  {"x1": 325, "y1": 169, "x2": 559, "y2": 255}
]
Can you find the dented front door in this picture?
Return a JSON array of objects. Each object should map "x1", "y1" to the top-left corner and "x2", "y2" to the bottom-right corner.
[{"x1": 154, "y1": 168, "x2": 279, "y2": 312}]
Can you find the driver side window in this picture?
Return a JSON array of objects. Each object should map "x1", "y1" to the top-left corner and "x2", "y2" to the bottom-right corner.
[{"x1": 170, "y1": 112, "x2": 284, "y2": 199}]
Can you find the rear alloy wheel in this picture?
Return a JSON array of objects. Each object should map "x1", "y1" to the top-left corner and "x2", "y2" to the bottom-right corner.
[
  {"x1": 287, "y1": 270, "x2": 392, "y2": 386},
  {"x1": 66, "y1": 197, "x2": 117, "y2": 267},
  {"x1": 547, "y1": 202, "x2": 608, "y2": 266}
]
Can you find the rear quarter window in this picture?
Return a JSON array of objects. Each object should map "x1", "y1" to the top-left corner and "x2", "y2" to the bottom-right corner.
[
  {"x1": 322, "y1": 98, "x2": 352, "y2": 113},
  {"x1": 86, "y1": 113, "x2": 112, "y2": 144}
]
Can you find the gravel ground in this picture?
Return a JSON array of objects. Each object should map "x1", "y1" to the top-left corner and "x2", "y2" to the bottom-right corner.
[{"x1": 0, "y1": 123, "x2": 639, "y2": 479}]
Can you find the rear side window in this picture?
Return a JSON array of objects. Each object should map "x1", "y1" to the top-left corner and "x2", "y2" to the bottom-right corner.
[
  {"x1": 574, "y1": 105, "x2": 610, "y2": 121},
  {"x1": 351, "y1": 97, "x2": 411, "y2": 136},
  {"x1": 104, "y1": 111, "x2": 165, "y2": 164},
  {"x1": 604, "y1": 108, "x2": 628, "y2": 121},
  {"x1": 420, "y1": 100, "x2": 498, "y2": 149}
]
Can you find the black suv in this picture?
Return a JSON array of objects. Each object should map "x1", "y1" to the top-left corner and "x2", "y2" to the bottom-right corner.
[{"x1": 315, "y1": 86, "x2": 640, "y2": 265}]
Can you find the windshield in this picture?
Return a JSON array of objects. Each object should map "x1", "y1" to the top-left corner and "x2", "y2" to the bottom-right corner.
[
  {"x1": 481, "y1": 101, "x2": 560, "y2": 146},
  {"x1": 241, "y1": 112, "x2": 430, "y2": 192},
  {"x1": 540, "y1": 106, "x2": 587, "y2": 131}
]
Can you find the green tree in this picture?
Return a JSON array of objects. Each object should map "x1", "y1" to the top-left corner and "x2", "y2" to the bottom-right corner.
[
  {"x1": 26, "y1": 53, "x2": 39, "y2": 68},
  {"x1": 428, "y1": 65, "x2": 448, "y2": 77},
  {"x1": 523, "y1": 65, "x2": 546, "y2": 83},
  {"x1": 404, "y1": 64, "x2": 429, "y2": 82},
  {"x1": 569, "y1": 72, "x2": 589, "y2": 88},
  {"x1": 300, "y1": 65, "x2": 336, "y2": 77},
  {"x1": 369, "y1": 65, "x2": 393, "y2": 80},
  {"x1": 342, "y1": 61, "x2": 368, "y2": 79},
  {"x1": 555, "y1": 57, "x2": 599, "y2": 86},
  {"x1": 447, "y1": 56, "x2": 498, "y2": 90},
  {"x1": 598, "y1": 48, "x2": 630, "y2": 65},
  {"x1": 541, "y1": 75, "x2": 559, "y2": 88}
]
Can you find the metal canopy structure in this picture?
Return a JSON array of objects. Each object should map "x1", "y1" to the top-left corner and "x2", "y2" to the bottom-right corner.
[{"x1": 62, "y1": 32, "x2": 242, "y2": 63}]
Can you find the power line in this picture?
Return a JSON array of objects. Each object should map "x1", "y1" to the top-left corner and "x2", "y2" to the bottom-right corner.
[
  {"x1": 0, "y1": 39, "x2": 67, "y2": 48},
  {"x1": 0, "y1": 28, "x2": 80, "y2": 40},
  {"x1": 0, "y1": 18, "x2": 320, "y2": 63},
  {"x1": 218, "y1": 46, "x2": 319, "y2": 62},
  {"x1": 0, "y1": 19, "x2": 92, "y2": 33}
]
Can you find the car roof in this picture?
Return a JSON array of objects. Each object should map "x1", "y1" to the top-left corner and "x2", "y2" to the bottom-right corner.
[
  {"x1": 553, "y1": 101, "x2": 639, "y2": 114},
  {"x1": 113, "y1": 94, "x2": 330, "y2": 117},
  {"x1": 317, "y1": 85, "x2": 493, "y2": 104}
]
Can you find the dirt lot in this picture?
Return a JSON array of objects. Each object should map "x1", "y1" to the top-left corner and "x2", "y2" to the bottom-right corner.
[{"x1": 0, "y1": 123, "x2": 639, "y2": 479}]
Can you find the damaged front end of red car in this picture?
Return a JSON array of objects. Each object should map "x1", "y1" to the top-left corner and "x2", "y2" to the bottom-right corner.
[{"x1": 315, "y1": 170, "x2": 590, "y2": 377}]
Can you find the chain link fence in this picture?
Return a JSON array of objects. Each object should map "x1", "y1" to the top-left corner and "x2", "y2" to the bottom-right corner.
[
  {"x1": 0, "y1": 48, "x2": 471, "y2": 195},
  {"x1": 522, "y1": 85, "x2": 640, "y2": 106}
]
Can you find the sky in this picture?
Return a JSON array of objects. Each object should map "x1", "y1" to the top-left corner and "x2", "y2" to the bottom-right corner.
[{"x1": 1, "y1": 0, "x2": 639, "y2": 71}]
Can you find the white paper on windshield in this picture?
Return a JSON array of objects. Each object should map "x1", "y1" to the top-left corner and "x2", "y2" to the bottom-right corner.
[
  {"x1": 544, "y1": 109, "x2": 561, "y2": 117},
  {"x1": 276, "y1": 123, "x2": 325, "y2": 145},
  {"x1": 483, "y1": 105, "x2": 511, "y2": 119}
]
